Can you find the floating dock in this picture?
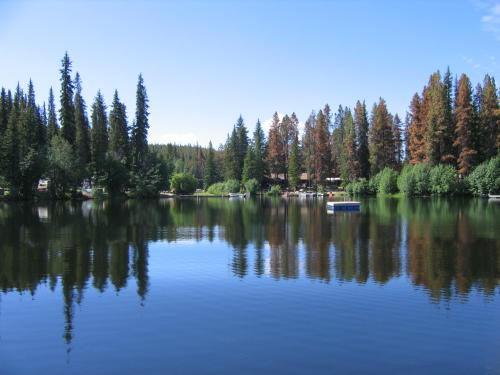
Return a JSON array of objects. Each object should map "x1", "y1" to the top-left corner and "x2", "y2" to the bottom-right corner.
[{"x1": 327, "y1": 201, "x2": 361, "y2": 211}]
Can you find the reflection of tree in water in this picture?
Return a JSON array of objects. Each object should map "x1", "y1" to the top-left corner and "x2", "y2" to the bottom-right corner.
[{"x1": 0, "y1": 197, "x2": 498, "y2": 345}]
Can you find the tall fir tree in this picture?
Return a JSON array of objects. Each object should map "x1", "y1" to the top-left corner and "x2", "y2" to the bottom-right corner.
[
  {"x1": 131, "y1": 74, "x2": 149, "y2": 170},
  {"x1": 235, "y1": 115, "x2": 249, "y2": 179},
  {"x1": 59, "y1": 52, "x2": 75, "y2": 145},
  {"x1": 339, "y1": 108, "x2": 358, "y2": 182},
  {"x1": 109, "y1": 90, "x2": 129, "y2": 160},
  {"x1": 252, "y1": 119, "x2": 267, "y2": 185},
  {"x1": 0, "y1": 88, "x2": 10, "y2": 136},
  {"x1": 203, "y1": 141, "x2": 217, "y2": 188},
  {"x1": 302, "y1": 112, "x2": 316, "y2": 185},
  {"x1": 90, "y1": 91, "x2": 108, "y2": 178},
  {"x1": 224, "y1": 127, "x2": 240, "y2": 180},
  {"x1": 407, "y1": 93, "x2": 426, "y2": 164},
  {"x1": 369, "y1": 98, "x2": 396, "y2": 174},
  {"x1": 479, "y1": 74, "x2": 499, "y2": 160},
  {"x1": 267, "y1": 112, "x2": 285, "y2": 178},
  {"x1": 453, "y1": 74, "x2": 476, "y2": 176},
  {"x1": 331, "y1": 105, "x2": 345, "y2": 175},
  {"x1": 73, "y1": 73, "x2": 91, "y2": 181},
  {"x1": 287, "y1": 135, "x2": 302, "y2": 189},
  {"x1": 354, "y1": 101, "x2": 370, "y2": 178},
  {"x1": 242, "y1": 146, "x2": 258, "y2": 183},
  {"x1": 47, "y1": 87, "x2": 59, "y2": 141},
  {"x1": 392, "y1": 114, "x2": 403, "y2": 167},
  {"x1": 313, "y1": 109, "x2": 331, "y2": 184}
]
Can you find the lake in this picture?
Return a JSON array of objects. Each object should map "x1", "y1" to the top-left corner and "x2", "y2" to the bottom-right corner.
[{"x1": 0, "y1": 197, "x2": 499, "y2": 375}]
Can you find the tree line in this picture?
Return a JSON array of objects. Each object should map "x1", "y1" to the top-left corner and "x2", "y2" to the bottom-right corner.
[
  {"x1": 162, "y1": 68, "x2": 498, "y2": 194},
  {"x1": 1, "y1": 58, "x2": 498, "y2": 198},
  {"x1": 0, "y1": 53, "x2": 169, "y2": 199}
]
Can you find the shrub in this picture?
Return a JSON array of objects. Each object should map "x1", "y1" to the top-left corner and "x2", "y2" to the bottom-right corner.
[
  {"x1": 369, "y1": 172, "x2": 382, "y2": 194},
  {"x1": 429, "y1": 164, "x2": 459, "y2": 195},
  {"x1": 377, "y1": 168, "x2": 399, "y2": 194},
  {"x1": 317, "y1": 185, "x2": 326, "y2": 194},
  {"x1": 268, "y1": 185, "x2": 281, "y2": 196},
  {"x1": 346, "y1": 178, "x2": 372, "y2": 195},
  {"x1": 207, "y1": 182, "x2": 227, "y2": 195},
  {"x1": 467, "y1": 156, "x2": 500, "y2": 195},
  {"x1": 224, "y1": 179, "x2": 241, "y2": 193},
  {"x1": 398, "y1": 163, "x2": 431, "y2": 196},
  {"x1": 170, "y1": 173, "x2": 197, "y2": 195},
  {"x1": 244, "y1": 178, "x2": 259, "y2": 195}
]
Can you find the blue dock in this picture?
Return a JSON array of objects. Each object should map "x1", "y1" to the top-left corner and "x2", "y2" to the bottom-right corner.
[{"x1": 327, "y1": 201, "x2": 361, "y2": 211}]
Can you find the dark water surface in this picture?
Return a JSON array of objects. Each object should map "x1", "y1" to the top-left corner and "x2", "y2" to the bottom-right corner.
[{"x1": 0, "y1": 197, "x2": 499, "y2": 375}]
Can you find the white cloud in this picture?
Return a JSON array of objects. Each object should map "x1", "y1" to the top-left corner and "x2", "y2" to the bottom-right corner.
[{"x1": 479, "y1": 1, "x2": 500, "y2": 40}]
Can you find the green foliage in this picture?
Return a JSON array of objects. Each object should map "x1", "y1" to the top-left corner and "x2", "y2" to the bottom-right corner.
[
  {"x1": 97, "y1": 152, "x2": 128, "y2": 196},
  {"x1": 225, "y1": 179, "x2": 240, "y2": 193},
  {"x1": 317, "y1": 185, "x2": 326, "y2": 194},
  {"x1": 242, "y1": 146, "x2": 258, "y2": 183},
  {"x1": 47, "y1": 136, "x2": 79, "y2": 198},
  {"x1": 203, "y1": 141, "x2": 217, "y2": 189},
  {"x1": 429, "y1": 164, "x2": 459, "y2": 195},
  {"x1": 268, "y1": 185, "x2": 281, "y2": 196},
  {"x1": 467, "y1": 156, "x2": 500, "y2": 195},
  {"x1": 345, "y1": 178, "x2": 372, "y2": 195},
  {"x1": 129, "y1": 153, "x2": 169, "y2": 198},
  {"x1": 207, "y1": 182, "x2": 227, "y2": 195},
  {"x1": 377, "y1": 167, "x2": 398, "y2": 194},
  {"x1": 288, "y1": 135, "x2": 302, "y2": 188},
  {"x1": 244, "y1": 178, "x2": 259, "y2": 195},
  {"x1": 170, "y1": 173, "x2": 197, "y2": 195},
  {"x1": 397, "y1": 163, "x2": 431, "y2": 196}
]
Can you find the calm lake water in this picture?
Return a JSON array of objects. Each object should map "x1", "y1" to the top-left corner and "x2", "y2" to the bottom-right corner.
[{"x1": 0, "y1": 197, "x2": 499, "y2": 375}]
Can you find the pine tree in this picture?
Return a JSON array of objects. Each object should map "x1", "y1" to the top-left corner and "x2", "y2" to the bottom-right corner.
[
  {"x1": 442, "y1": 67, "x2": 455, "y2": 163},
  {"x1": 90, "y1": 91, "x2": 108, "y2": 178},
  {"x1": 302, "y1": 112, "x2": 316, "y2": 185},
  {"x1": 235, "y1": 115, "x2": 248, "y2": 179},
  {"x1": 203, "y1": 141, "x2": 216, "y2": 188},
  {"x1": 369, "y1": 98, "x2": 396, "y2": 174},
  {"x1": 73, "y1": 73, "x2": 91, "y2": 182},
  {"x1": 109, "y1": 90, "x2": 129, "y2": 160},
  {"x1": 131, "y1": 74, "x2": 149, "y2": 170},
  {"x1": 59, "y1": 52, "x2": 75, "y2": 145},
  {"x1": 1, "y1": 88, "x2": 21, "y2": 194},
  {"x1": 453, "y1": 74, "x2": 476, "y2": 176},
  {"x1": 0, "y1": 88, "x2": 10, "y2": 136},
  {"x1": 339, "y1": 108, "x2": 358, "y2": 182},
  {"x1": 252, "y1": 119, "x2": 267, "y2": 184},
  {"x1": 267, "y1": 112, "x2": 285, "y2": 178},
  {"x1": 354, "y1": 101, "x2": 370, "y2": 178},
  {"x1": 242, "y1": 146, "x2": 258, "y2": 183},
  {"x1": 224, "y1": 127, "x2": 240, "y2": 180},
  {"x1": 392, "y1": 114, "x2": 403, "y2": 168},
  {"x1": 47, "y1": 87, "x2": 59, "y2": 141},
  {"x1": 287, "y1": 135, "x2": 302, "y2": 189},
  {"x1": 479, "y1": 74, "x2": 499, "y2": 160},
  {"x1": 331, "y1": 105, "x2": 345, "y2": 175},
  {"x1": 313, "y1": 109, "x2": 331, "y2": 184},
  {"x1": 407, "y1": 93, "x2": 426, "y2": 164}
]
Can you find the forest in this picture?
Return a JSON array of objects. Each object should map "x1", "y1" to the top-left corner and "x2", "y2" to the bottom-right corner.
[{"x1": 0, "y1": 54, "x2": 498, "y2": 199}]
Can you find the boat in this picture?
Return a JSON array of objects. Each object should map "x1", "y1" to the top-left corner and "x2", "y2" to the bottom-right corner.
[
  {"x1": 327, "y1": 201, "x2": 361, "y2": 211},
  {"x1": 488, "y1": 194, "x2": 500, "y2": 200},
  {"x1": 298, "y1": 192, "x2": 316, "y2": 198},
  {"x1": 229, "y1": 193, "x2": 245, "y2": 198}
]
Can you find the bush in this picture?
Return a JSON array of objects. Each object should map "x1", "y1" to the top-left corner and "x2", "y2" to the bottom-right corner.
[
  {"x1": 225, "y1": 179, "x2": 241, "y2": 193},
  {"x1": 369, "y1": 172, "x2": 382, "y2": 194},
  {"x1": 398, "y1": 163, "x2": 431, "y2": 196},
  {"x1": 170, "y1": 173, "x2": 197, "y2": 195},
  {"x1": 268, "y1": 185, "x2": 281, "y2": 196},
  {"x1": 429, "y1": 164, "x2": 459, "y2": 195},
  {"x1": 467, "y1": 156, "x2": 500, "y2": 195},
  {"x1": 206, "y1": 179, "x2": 241, "y2": 195},
  {"x1": 317, "y1": 185, "x2": 326, "y2": 194},
  {"x1": 346, "y1": 178, "x2": 372, "y2": 195},
  {"x1": 377, "y1": 168, "x2": 399, "y2": 194},
  {"x1": 244, "y1": 178, "x2": 259, "y2": 195}
]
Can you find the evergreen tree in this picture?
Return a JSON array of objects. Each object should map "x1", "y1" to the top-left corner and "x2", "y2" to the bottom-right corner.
[
  {"x1": 73, "y1": 73, "x2": 91, "y2": 182},
  {"x1": 287, "y1": 135, "x2": 302, "y2": 189},
  {"x1": 242, "y1": 146, "x2": 258, "y2": 183},
  {"x1": 369, "y1": 98, "x2": 396, "y2": 175},
  {"x1": 90, "y1": 91, "x2": 108, "y2": 179},
  {"x1": 131, "y1": 74, "x2": 149, "y2": 170},
  {"x1": 203, "y1": 141, "x2": 217, "y2": 188},
  {"x1": 454, "y1": 74, "x2": 476, "y2": 176},
  {"x1": 109, "y1": 90, "x2": 129, "y2": 160},
  {"x1": 442, "y1": 67, "x2": 455, "y2": 163},
  {"x1": 1, "y1": 88, "x2": 21, "y2": 194},
  {"x1": 354, "y1": 100, "x2": 370, "y2": 178},
  {"x1": 313, "y1": 109, "x2": 331, "y2": 184},
  {"x1": 302, "y1": 112, "x2": 316, "y2": 185},
  {"x1": 59, "y1": 52, "x2": 75, "y2": 145},
  {"x1": 267, "y1": 112, "x2": 285, "y2": 178},
  {"x1": 235, "y1": 115, "x2": 249, "y2": 179},
  {"x1": 339, "y1": 108, "x2": 358, "y2": 183},
  {"x1": 479, "y1": 74, "x2": 499, "y2": 160},
  {"x1": 252, "y1": 119, "x2": 267, "y2": 184},
  {"x1": 0, "y1": 88, "x2": 10, "y2": 136},
  {"x1": 47, "y1": 87, "x2": 59, "y2": 141},
  {"x1": 331, "y1": 105, "x2": 345, "y2": 175},
  {"x1": 392, "y1": 114, "x2": 403, "y2": 167},
  {"x1": 224, "y1": 127, "x2": 240, "y2": 180},
  {"x1": 407, "y1": 93, "x2": 426, "y2": 164}
]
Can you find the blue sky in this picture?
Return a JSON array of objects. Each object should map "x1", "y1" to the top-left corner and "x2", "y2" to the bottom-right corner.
[{"x1": 0, "y1": 0, "x2": 498, "y2": 146}]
